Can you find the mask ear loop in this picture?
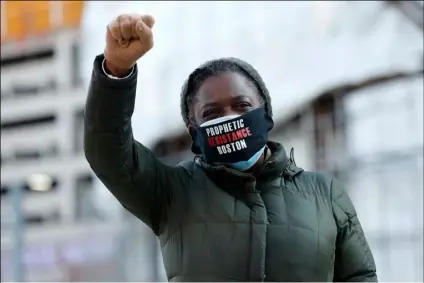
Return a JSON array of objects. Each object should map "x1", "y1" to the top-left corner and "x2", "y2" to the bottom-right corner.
[{"x1": 290, "y1": 147, "x2": 296, "y2": 167}]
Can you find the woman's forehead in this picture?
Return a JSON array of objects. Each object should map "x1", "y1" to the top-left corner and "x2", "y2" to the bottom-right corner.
[{"x1": 196, "y1": 73, "x2": 259, "y2": 104}]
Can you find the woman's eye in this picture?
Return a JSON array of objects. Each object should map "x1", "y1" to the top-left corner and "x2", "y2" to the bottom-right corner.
[
  {"x1": 236, "y1": 102, "x2": 251, "y2": 109},
  {"x1": 202, "y1": 109, "x2": 220, "y2": 119}
]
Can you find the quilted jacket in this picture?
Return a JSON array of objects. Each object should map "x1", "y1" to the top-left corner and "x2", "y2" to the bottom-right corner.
[{"x1": 84, "y1": 55, "x2": 378, "y2": 282}]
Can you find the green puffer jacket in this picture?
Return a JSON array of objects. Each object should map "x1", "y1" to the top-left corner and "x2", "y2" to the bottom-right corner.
[{"x1": 84, "y1": 55, "x2": 378, "y2": 282}]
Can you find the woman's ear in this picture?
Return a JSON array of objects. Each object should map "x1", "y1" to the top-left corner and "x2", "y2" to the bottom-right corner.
[{"x1": 187, "y1": 124, "x2": 195, "y2": 135}]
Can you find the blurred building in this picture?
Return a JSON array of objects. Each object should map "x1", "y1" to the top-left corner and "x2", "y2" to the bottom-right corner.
[
  {"x1": 2, "y1": 1, "x2": 421, "y2": 282},
  {"x1": 104, "y1": 1, "x2": 421, "y2": 282},
  {"x1": 1, "y1": 2, "x2": 124, "y2": 281}
]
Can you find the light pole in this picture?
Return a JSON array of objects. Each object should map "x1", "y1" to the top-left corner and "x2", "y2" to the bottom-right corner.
[{"x1": 11, "y1": 183, "x2": 25, "y2": 282}]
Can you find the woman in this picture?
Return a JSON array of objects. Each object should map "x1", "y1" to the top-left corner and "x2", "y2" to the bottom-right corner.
[{"x1": 84, "y1": 14, "x2": 378, "y2": 282}]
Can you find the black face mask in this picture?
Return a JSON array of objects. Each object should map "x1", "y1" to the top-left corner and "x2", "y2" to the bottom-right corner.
[{"x1": 190, "y1": 107, "x2": 274, "y2": 164}]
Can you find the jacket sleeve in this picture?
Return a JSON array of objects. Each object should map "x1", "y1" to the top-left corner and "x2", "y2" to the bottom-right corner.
[
  {"x1": 84, "y1": 54, "x2": 191, "y2": 235},
  {"x1": 331, "y1": 178, "x2": 378, "y2": 282}
]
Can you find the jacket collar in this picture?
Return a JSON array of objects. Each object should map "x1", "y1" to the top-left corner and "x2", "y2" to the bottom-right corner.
[{"x1": 195, "y1": 142, "x2": 302, "y2": 191}]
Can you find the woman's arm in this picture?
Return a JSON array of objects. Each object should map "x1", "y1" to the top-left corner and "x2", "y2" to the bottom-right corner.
[
  {"x1": 84, "y1": 54, "x2": 191, "y2": 235},
  {"x1": 331, "y1": 178, "x2": 378, "y2": 282}
]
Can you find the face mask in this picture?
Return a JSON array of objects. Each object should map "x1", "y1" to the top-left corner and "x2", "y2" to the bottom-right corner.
[
  {"x1": 190, "y1": 107, "x2": 274, "y2": 170},
  {"x1": 229, "y1": 145, "x2": 266, "y2": 171}
]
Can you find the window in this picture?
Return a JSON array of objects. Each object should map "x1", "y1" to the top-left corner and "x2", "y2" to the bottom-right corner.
[
  {"x1": 75, "y1": 174, "x2": 123, "y2": 222},
  {"x1": 73, "y1": 110, "x2": 84, "y2": 154},
  {"x1": 1, "y1": 47, "x2": 54, "y2": 67},
  {"x1": 347, "y1": 159, "x2": 423, "y2": 281},
  {"x1": 1, "y1": 89, "x2": 13, "y2": 101},
  {"x1": 70, "y1": 42, "x2": 82, "y2": 88},
  {"x1": 1, "y1": 114, "x2": 57, "y2": 163},
  {"x1": 371, "y1": 237, "x2": 423, "y2": 281},
  {"x1": 1, "y1": 114, "x2": 56, "y2": 130},
  {"x1": 342, "y1": 77, "x2": 423, "y2": 281},
  {"x1": 74, "y1": 174, "x2": 99, "y2": 221},
  {"x1": 345, "y1": 77, "x2": 423, "y2": 157},
  {"x1": 11, "y1": 77, "x2": 58, "y2": 98}
]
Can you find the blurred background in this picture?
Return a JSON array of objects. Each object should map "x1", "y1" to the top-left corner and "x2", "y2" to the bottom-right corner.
[{"x1": 1, "y1": 1, "x2": 423, "y2": 282}]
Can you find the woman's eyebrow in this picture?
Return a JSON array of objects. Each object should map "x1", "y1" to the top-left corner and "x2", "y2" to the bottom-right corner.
[
  {"x1": 233, "y1": 95, "x2": 253, "y2": 102},
  {"x1": 202, "y1": 95, "x2": 252, "y2": 109}
]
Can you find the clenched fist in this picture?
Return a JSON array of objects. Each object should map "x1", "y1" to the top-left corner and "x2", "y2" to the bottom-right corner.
[{"x1": 104, "y1": 14, "x2": 155, "y2": 76}]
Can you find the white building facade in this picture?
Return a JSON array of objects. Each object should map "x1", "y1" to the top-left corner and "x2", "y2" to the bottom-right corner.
[
  {"x1": 1, "y1": 1, "x2": 419, "y2": 281},
  {"x1": 1, "y1": 3, "x2": 123, "y2": 281}
]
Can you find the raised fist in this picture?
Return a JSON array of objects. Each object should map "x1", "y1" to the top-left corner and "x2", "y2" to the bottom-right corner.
[{"x1": 104, "y1": 14, "x2": 155, "y2": 74}]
